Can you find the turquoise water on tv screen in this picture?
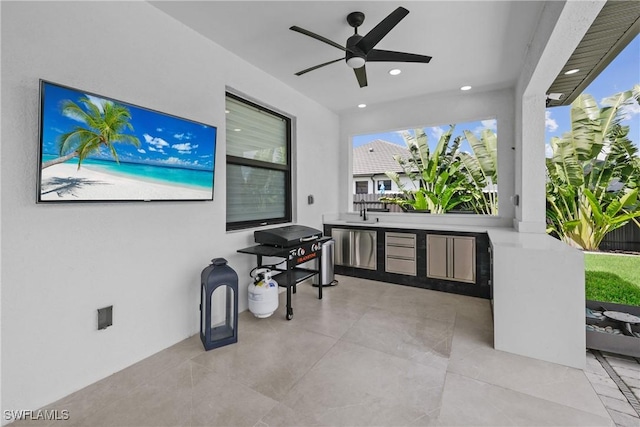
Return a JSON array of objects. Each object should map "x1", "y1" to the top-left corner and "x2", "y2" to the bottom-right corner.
[{"x1": 41, "y1": 155, "x2": 214, "y2": 190}]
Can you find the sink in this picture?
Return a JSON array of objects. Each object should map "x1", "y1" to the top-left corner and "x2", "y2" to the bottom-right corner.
[{"x1": 345, "y1": 219, "x2": 378, "y2": 224}]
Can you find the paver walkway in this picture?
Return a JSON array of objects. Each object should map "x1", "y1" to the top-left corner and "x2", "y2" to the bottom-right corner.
[{"x1": 586, "y1": 350, "x2": 640, "y2": 427}]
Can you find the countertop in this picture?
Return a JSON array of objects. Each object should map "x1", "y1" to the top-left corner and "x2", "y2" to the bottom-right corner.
[{"x1": 323, "y1": 213, "x2": 579, "y2": 254}]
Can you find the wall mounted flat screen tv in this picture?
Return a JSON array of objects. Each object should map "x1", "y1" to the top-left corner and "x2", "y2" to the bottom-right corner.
[{"x1": 37, "y1": 80, "x2": 217, "y2": 202}]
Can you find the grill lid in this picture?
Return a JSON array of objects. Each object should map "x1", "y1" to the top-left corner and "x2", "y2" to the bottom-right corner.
[{"x1": 254, "y1": 225, "x2": 322, "y2": 248}]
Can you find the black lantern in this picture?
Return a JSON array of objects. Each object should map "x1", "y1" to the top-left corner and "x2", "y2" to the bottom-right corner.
[{"x1": 200, "y1": 258, "x2": 238, "y2": 351}]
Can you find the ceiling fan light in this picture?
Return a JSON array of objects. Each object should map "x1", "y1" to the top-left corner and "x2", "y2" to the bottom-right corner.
[{"x1": 346, "y1": 56, "x2": 366, "y2": 69}]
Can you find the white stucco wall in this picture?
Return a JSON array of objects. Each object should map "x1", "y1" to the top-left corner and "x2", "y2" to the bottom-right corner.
[{"x1": 0, "y1": 1, "x2": 339, "y2": 416}]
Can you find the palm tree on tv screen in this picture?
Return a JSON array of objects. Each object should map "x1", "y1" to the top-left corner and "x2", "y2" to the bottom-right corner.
[{"x1": 41, "y1": 97, "x2": 140, "y2": 169}]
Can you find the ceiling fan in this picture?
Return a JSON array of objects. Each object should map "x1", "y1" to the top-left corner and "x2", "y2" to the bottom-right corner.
[{"x1": 290, "y1": 7, "x2": 432, "y2": 88}]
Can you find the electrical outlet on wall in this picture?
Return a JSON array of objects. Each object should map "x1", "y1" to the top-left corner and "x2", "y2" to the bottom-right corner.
[{"x1": 97, "y1": 306, "x2": 113, "y2": 330}]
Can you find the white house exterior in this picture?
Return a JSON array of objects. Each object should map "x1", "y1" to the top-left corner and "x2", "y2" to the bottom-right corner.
[{"x1": 352, "y1": 139, "x2": 414, "y2": 195}]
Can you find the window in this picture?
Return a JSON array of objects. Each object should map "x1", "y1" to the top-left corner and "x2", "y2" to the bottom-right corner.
[
  {"x1": 377, "y1": 180, "x2": 391, "y2": 193},
  {"x1": 226, "y1": 93, "x2": 292, "y2": 230},
  {"x1": 355, "y1": 181, "x2": 368, "y2": 194},
  {"x1": 353, "y1": 118, "x2": 498, "y2": 215}
]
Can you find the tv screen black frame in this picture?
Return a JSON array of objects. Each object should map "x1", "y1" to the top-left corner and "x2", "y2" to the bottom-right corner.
[{"x1": 37, "y1": 80, "x2": 217, "y2": 203}]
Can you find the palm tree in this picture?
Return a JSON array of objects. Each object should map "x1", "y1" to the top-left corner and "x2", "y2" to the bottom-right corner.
[
  {"x1": 382, "y1": 126, "x2": 472, "y2": 213},
  {"x1": 42, "y1": 97, "x2": 140, "y2": 169},
  {"x1": 459, "y1": 129, "x2": 499, "y2": 215},
  {"x1": 546, "y1": 86, "x2": 640, "y2": 250}
]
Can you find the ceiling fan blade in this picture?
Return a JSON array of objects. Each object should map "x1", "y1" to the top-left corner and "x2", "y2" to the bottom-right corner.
[
  {"x1": 367, "y1": 49, "x2": 432, "y2": 63},
  {"x1": 354, "y1": 65, "x2": 368, "y2": 88},
  {"x1": 356, "y1": 7, "x2": 409, "y2": 53},
  {"x1": 294, "y1": 58, "x2": 343, "y2": 76},
  {"x1": 290, "y1": 26, "x2": 346, "y2": 51}
]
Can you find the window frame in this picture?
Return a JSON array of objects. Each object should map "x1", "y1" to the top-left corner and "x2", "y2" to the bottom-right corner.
[
  {"x1": 225, "y1": 92, "x2": 292, "y2": 231},
  {"x1": 355, "y1": 180, "x2": 369, "y2": 194},
  {"x1": 377, "y1": 180, "x2": 391, "y2": 193}
]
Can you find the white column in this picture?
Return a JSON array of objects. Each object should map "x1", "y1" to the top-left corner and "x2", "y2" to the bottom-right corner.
[{"x1": 514, "y1": 93, "x2": 547, "y2": 233}]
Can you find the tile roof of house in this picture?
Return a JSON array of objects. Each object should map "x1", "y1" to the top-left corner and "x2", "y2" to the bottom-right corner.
[{"x1": 353, "y1": 139, "x2": 410, "y2": 176}]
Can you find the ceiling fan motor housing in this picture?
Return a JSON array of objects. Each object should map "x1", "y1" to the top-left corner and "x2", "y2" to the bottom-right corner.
[{"x1": 346, "y1": 34, "x2": 366, "y2": 68}]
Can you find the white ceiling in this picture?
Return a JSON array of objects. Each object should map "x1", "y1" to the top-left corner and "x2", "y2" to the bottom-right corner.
[{"x1": 150, "y1": 1, "x2": 546, "y2": 113}]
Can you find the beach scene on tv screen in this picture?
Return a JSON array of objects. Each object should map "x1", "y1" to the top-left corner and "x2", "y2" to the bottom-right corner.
[{"x1": 39, "y1": 82, "x2": 217, "y2": 201}]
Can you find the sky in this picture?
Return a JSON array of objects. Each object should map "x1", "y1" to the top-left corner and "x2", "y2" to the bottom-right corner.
[
  {"x1": 353, "y1": 34, "x2": 639, "y2": 156},
  {"x1": 40, "y1": 82, "x2": 217, "y2": 171},
  {"x1": 352, "y1": 119, "x2": 496, "y2": 154},
  {"x1": 545, "y1": 34, "x2": 639, "y2": 156}
]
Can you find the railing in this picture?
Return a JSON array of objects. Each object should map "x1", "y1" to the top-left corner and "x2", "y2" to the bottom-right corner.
[{"x1": 352, "y1": 193, "x2": 403, "y2": 213}]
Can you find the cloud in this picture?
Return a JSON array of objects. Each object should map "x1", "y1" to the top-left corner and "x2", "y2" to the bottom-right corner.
[
  {"x1": 430, "y1": 127, "x2": 445, "y2": 141},
  {"x1": 171, "y1": 142, "x2": 199, "y2": 154},
  {"x1": 161, "y1": 157, "x2": 195, "y2": 167},
  {"x1": 84, "y1": 94, "x2": 109, "y2": 113},
  {"x1": 61, "y1": 107, "x2": 88, "y2": 124},
  {"x1": 143, "y1": 134, "x2": 169, "y2": 153},
  {"x1": 157, "y1": 157, "x2": 209, "y2": 169},
  {"x1": 481, "y1": 119, "x2": 497, "y2": 131},
  {"x1": 619, "y1": 101, "x2": 640, "y2": 122},
  {"x1": 62, "y1": 94, "x2": 112, "y2": 123},
  {"x1": 545, "y1": 111, "x2": 558, "y2": 132},
  {"x1": 143, "y1": 134, "x2": 169, "y2": 146},
  {"x1": 174, "y1": 132, "x2": 193, "y2": 141},
  {"x1": 545, "y1": 144, "x2": 553, "y2": 158},
  {"x1": 156, "y1": 127, "x2": 163, "y2": 132},
  {"x1": 137, "y1": 149, "x2": 146, "y2": 154}
]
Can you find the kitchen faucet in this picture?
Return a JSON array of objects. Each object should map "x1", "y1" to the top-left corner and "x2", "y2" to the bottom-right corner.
[{"x1": 359, "y1": 199, "x2": 367, "y2": 221}]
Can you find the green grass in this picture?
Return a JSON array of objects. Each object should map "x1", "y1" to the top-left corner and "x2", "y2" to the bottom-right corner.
[{"x1": 585, "y1": 252, "x2": 640, "y2": 306}]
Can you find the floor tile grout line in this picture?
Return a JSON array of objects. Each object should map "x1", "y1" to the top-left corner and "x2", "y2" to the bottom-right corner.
[
  {"x1": 260, "y1": 297, "x2": 371, "y2": 410},
  {"x1": 443, "y1": 369, "x2": 613, "y2": 421},
  {"x1": 592, "y1": 350, "x2": 640, "y2": 417}
]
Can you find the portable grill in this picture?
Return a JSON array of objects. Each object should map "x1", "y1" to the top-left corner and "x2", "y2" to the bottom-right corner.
[
  {"x1": 238, "y1": 225, "x2": 330, "y2": 320},
  {"x1": 254, "y1": 225, "x2": 323, "y2": 248}
]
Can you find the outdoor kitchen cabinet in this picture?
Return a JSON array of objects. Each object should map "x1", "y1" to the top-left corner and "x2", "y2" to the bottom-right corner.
[
  {"x1": 332, "y1": 228, "x2": 377, "y2": 270},
  {"x1": 385, "y1": 232, "x2": 416, "y2": 276},
  {"x1": 324, "y1": 223, "x2": 490, "y2": 299},
  {"x1": 426, "y1": 234, "x2": 476, "y2": 283}
]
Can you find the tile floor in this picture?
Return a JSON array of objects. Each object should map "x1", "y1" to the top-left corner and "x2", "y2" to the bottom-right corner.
[{"x1": 11, "y1": 275, "x2": 618, "y2": 426}]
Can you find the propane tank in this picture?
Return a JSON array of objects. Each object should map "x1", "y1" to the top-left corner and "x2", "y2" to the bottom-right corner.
[{"x1": 248, "y1": 268, "x2": 279, "y2": 318}]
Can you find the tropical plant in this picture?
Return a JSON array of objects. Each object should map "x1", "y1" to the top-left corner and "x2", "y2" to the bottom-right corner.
[
  {"x1": 380, "y1": 126, "x2": 472, "y2": 213},
  {"x1": 460, "y1": 129, "x2": 499, "y2": 215},
  {"x1": 42, "y1": 97, "x2": 140, "y2": 169},
  {"x1": 545, "y1": 86, "x2": 640, "y2": 250}
]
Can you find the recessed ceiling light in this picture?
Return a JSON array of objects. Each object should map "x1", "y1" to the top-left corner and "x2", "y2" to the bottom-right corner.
[
  {"x1": 225, "y1": 110, "x2": 230, "y2": 114},
  {"x1": 233, "y1": 128, "x2": 241, "y2": 132},
  {"x1": 564, "y1": 68, "x2": 580, "y2": 75},
  {"x1": 358, "y1": 104, "x2": 367, "y2": 108},
  {"x1": 460, "y1": 85, "x2": 472, "y2": 91},
  {"x1": 389, "y1": 69, "x2": 401, "y2": 76}
]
